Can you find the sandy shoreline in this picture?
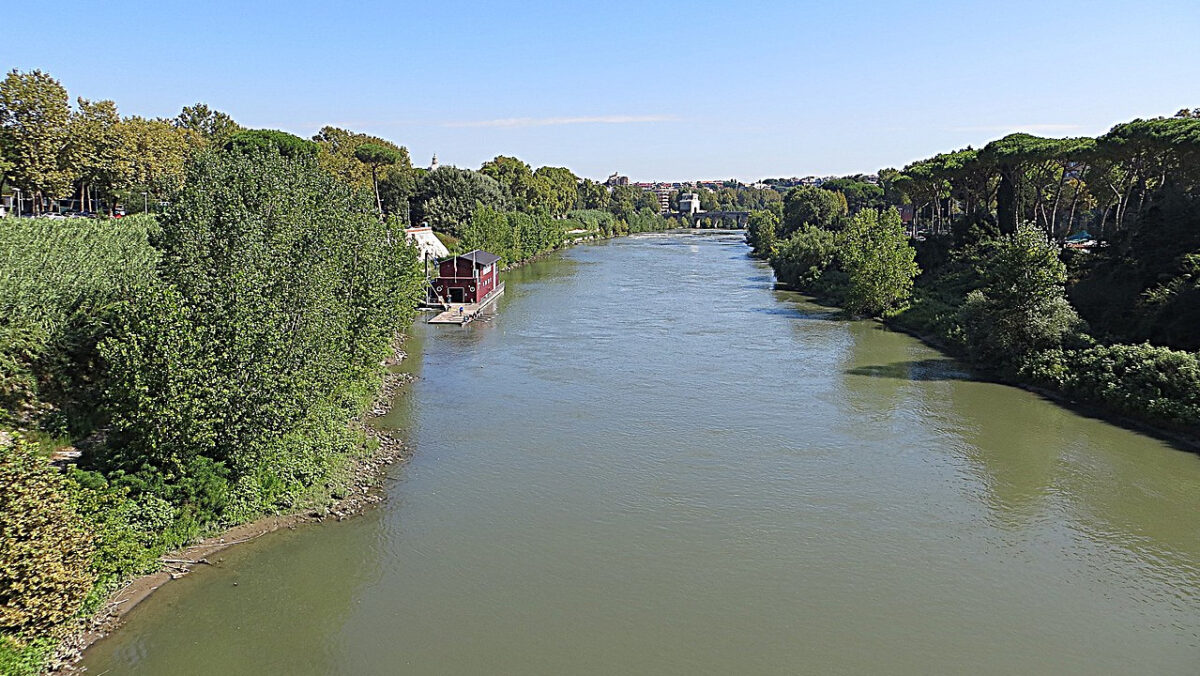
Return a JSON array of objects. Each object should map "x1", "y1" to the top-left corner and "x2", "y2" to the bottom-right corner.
[{"x1": 51, "y1": 352, "x2": 416, "y2": 673}]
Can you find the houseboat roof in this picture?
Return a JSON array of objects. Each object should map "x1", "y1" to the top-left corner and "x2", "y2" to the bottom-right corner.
[{"x1": 445, "y1": 250, "x2": 501, "y2": 267}]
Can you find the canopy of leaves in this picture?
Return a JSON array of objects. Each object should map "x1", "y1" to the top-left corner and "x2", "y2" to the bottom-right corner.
[
  {"x1": 97, "y1": 149, "x2": 422, "y2": 529},
  {"x1": 224, "y1": 129, "x2": 318, "y2": 160},
  {"x1": 0, "y1": 69, "x2": 74, "y2": 204},
  {"x1": 0, "y1": 436, "x2": 96, "y2": 639},
  {"x1": 781, "y1": 185, "x2": 847, "y2": 236},
  {"x1": 958, "y1": 224, "x2": 1082, "y2": 362},
  {"x1": 840, "y1": 208, "x2": 919, "y2": 316},
  {"x1": 353, "y1": 142, "x2": 402, "y2": 167},
  {"x1": 412, "y1": 166, "x2": 506, "y2": 236},
  {"x1": 174, "y1": 103, "x2": 242, "y2": 148}
]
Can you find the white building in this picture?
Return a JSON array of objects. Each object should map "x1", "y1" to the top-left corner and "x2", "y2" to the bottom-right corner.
[
  {"x1": 404, "y1": 225, "x2": 450, "y2": 262},
  {"x1": 679, "y1": 193, "x2": 702, "y2": 216}
]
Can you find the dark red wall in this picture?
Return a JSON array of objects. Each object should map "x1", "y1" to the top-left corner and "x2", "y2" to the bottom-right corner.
[{"x1": 433, "y1": 258, "x2": 498, "y2": 303}]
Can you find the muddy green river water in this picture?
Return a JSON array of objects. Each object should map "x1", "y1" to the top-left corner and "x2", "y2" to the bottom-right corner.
[{"x1": 81, "y1": 231, "x2": 1200, "y2": 675}]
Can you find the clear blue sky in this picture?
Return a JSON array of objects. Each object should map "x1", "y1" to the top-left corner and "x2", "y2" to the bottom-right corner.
[{"x1": 4, "y1": 0, "x2": 1199, "y2": 181}]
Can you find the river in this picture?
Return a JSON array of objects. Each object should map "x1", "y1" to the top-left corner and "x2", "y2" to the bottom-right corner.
[{"x1": 80, "y1": 231, "x2": 1200, "y2": 675}]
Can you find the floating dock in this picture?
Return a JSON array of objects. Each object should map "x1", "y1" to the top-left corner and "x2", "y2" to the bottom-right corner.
[{"x1": 427, "y1": 282, "x2": 504, "y2": 325}]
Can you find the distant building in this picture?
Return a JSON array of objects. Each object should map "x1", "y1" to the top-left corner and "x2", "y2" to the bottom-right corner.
[
  {"x1": 680, "y1": 193, "x2": 702, "y2": 216},
  {"x1": 651, "y1": 186, "x2": 671, "y2": 213},
  {"x1": 430, "y1": 154, "x2": 439, "y2": 171},
  {"x1": 605, "y1": 172, "x2": 630, "y2": 187}
]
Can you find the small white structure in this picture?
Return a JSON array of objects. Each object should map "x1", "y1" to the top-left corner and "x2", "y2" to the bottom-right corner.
[
  {"x1": 404, "y1": 225, "x2": 450, "y2": 262},
  {"x1": 679, "y1": 192, "x2": 702, "y2": 216},
  {"x1": 430, "y1": 154, "x2": 439, "y2": 171}
]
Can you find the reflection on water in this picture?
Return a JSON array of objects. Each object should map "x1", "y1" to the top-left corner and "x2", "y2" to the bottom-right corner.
[{"x1": 82, "y1": 230, "x2": 1200, "y2": 675}]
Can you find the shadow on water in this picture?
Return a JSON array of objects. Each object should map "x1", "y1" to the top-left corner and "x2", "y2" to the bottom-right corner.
[{"x1": 845, "y1": 358, "x2": 976, "y2": 382}]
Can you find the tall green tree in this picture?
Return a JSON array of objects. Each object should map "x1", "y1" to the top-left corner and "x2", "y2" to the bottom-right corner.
[
  {"x1": 781, "y1": 185, "x2": 847, "y2": 236},
  {"x1": 745, "y1": 210, "x2": 780, "y2": 257},
  {"x1": 354, "y1": 142, "x2": 402, "y2": 220},
  {"x1": 174, "y1": 103, "x2": 242, "y2": 148},
  {"x1": 533, "y1": 166, "x2": 579, "y2": 216},
  {"x1": 480, "y1": 155, "x2": 547, "y2": 211},
  {"x1": 839, "y1": 208, "x2": 919, "y2": 316},
  {"x1": 70, "y1": 98, "x2": 123, "y2": 212},
  {"x1": 578, "y1": 179, "x2": 609, "y2": 210},
  {"x1": 117, "y1": 116, "x2": 200, "y2": 208},
  {"x1": 412, "y1": 166, "x2": 506, "y2": 235},
  {"x1": 100, "y1": 149, "x2": 422, "y2": 523},
  {"x1": 224, "y1": 129, "x2": 317, "y2": 160},
  {"x1": 958, "y1": 223, "x2": 1082, "y2": 362},
  {"x1": 0, "y1": 69, "x2": 74, "y2": 214}
]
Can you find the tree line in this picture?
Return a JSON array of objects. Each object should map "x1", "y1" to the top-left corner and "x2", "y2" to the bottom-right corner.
[{"x1": 746, "y1": 109, "x2": 1200, "y2": 437}]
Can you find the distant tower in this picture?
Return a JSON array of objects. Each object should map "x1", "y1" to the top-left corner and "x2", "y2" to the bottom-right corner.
[{"x1": 430, "y1": 154, "x2": 439, "y2": 171}]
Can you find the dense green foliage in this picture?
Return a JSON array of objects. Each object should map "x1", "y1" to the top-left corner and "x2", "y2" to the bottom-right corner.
[
  {"x1": 769, "y1": 225, "x2": 836, "y2": 289},
  {"x1": 1022, "y1": 344, "x2": 1200, "y2": 426},
  {"x1": 744, "y1": 210, "x2": 780, "y2": 257},
  {"x1": 0, "y1": 437, "x2": 95, "y2": 640},
  {"x1": 956, "y1": 225, "x2": 1083, "y2": 363},
  {"x1": 460, "y1": 208, "x2": 566, "y2": 266},
  {"x1": 412, "y1": 166, "x2": 507, "y2": 235},
  {"x1": 781, "y1": 185, "x2": 847, "y2": 236},
  {"x1": 840, "y1": 209, "x2": 919, "y2": 316},
  {"x1": 0, "y1": 215, "x2": 159, "y2": 434},
  {"x1": 224, "y1": 129, "x2": 319, "y2": 160},
  {"x1": 766, "y1": 209, "x2": 917, "y2": 316},
  {"x1": 97, "y1": 150, "x2": 422, "y2": 531}
]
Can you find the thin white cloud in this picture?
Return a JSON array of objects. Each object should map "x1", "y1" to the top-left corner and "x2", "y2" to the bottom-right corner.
[
  {"x1": 951, "y1": 123, "x2": 1084, "y2": 134},
  {"x1": 444, "y1": 114, "x2": 678, "y2": 128}
]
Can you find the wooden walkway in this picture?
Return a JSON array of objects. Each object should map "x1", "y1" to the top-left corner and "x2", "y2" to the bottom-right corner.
[{"x1": 427, "y1": 283, "x2": 504, "y2": 325}]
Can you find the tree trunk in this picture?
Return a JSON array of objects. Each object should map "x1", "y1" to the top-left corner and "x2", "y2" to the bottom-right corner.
[
  {"x1": 371, "y1": 166, "x2": 383, "y2": 221},
  {"x1": 997, "y1": 167, "x2": 1018, "y2": 235}
]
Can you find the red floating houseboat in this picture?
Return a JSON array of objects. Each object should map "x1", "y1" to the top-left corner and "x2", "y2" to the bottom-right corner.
[{"x1": 431, "y1": 250, "x2": 501, "y2": 305}]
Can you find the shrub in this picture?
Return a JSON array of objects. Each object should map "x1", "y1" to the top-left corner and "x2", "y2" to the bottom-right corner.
[
  {"x1": 958, "y1": 224, "x2": 1083, "y2": 365},
  {"x1": 0, "y1": 436, "x2": 95, "y2": 640},
  {"x1": 770, "y1": 225, "x2": 837, "y2": 289},
  {"x1": 1022, "y1": 344, "x2": 1200, "y2": 428}
]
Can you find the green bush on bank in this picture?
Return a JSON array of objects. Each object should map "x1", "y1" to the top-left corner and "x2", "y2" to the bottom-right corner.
[
  {"x1": 769, "y1": 225, "x2": 836, "y2": 289},
  {"x1": 1021, "y1": 344, "x2": 1200, "y2": 428},
  {"x1": 0, "y1": 437, "x2": 95, "y2": 643},
  {"x1": 566, "y1": 209, "x2": 619, "y2": 237},
  {"x1": 766, "y1": 208, "x2": 917, "y2": 316},
  {"x1": 461, "y1": 208, "x2": 566, "y2": 266},
  {"x1": 95, "y1": 148, "x2": 423, "y2": 536}
]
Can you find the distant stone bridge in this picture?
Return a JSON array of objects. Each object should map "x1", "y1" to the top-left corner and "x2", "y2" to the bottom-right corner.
[{"x1": 689, "y1": 210, "x2": 750, "y2": 228}]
